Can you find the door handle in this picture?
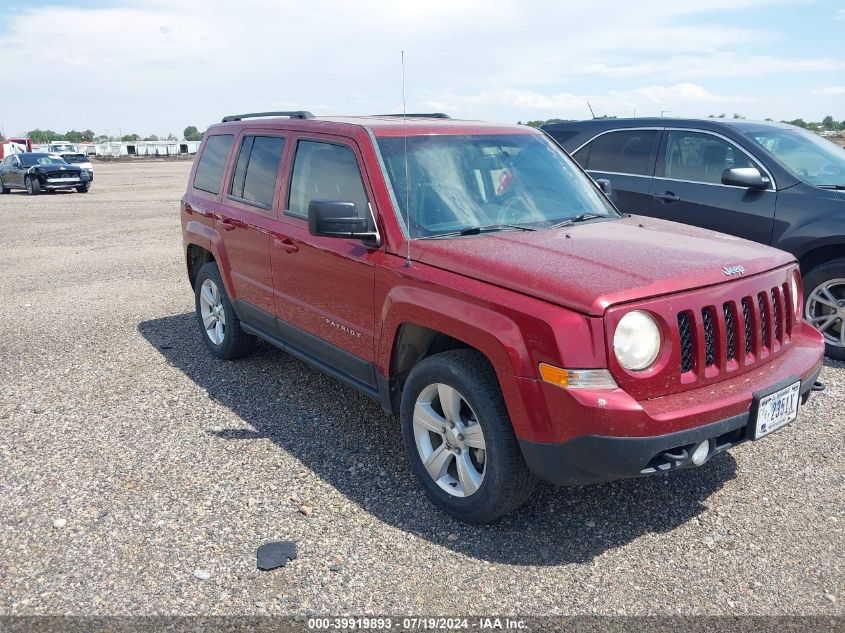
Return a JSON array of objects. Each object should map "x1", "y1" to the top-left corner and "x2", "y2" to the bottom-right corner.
[
  {"x1": 214, "y1": 213, "x2": 239, "y2": 231},
  {"x1": 271, "y1": 233, "x2": 299, "y2": 253},
  {"x1": 652, "y1": 192, "x2": 681, "y2": 203}
]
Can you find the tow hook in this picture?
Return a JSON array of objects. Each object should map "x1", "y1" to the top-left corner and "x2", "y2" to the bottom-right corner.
[{"x1": 811, "y1": 381, "x2": 825, "y2": 392}]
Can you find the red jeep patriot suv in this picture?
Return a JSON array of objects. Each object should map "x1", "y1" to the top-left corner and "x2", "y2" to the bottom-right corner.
[{"x1": 181, "y1": 111, "x2": 825, "y2": 523}]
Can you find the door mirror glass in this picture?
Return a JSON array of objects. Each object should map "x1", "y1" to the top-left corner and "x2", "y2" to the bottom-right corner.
[
  {"x1": 595, "y1": 178, "x2": 613, "y2": 196},
  {"x1": 308, "y1": 200, "x2": 380, "y2": 245},
  {"x1": 721, "y1": 167, "x2": 769, "y2": 189}
]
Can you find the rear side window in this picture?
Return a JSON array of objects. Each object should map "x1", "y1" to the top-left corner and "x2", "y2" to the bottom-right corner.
[
  {"x1": 571, "y1": 143, "x2": 591, "y2": 167},
  {"x1": 586, "y1": 130, "x2": 659, "y2": 176},
  {"x1": 287, "y1": 141, "x2": 368, "y2": 219},
  {"x1": 230, "y1": 135, "x2": 285, "y2": 208},
  {"x1": 194, "y1": 134, "x2": 233, "y2": 194}
]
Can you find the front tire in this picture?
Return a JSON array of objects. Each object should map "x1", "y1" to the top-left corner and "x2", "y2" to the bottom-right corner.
[
  {"x1": 76, "y1": 185, "x2": 90, "y2": 193},
  {"x1": 194, "y1": 262, "x2": 257, "y2": 360},
  {"x1": 25, "y1": 176, "x2": 41, "y2": 195},
  {"x1": 400, "y1": 349, "x2": 536, "y2": 523},
  {"x1": 804, "y1": 258, "x2": 845, "y2": 361}
]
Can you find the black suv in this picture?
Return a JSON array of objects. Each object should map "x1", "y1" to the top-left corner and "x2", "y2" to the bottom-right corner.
[{"x1": 543, "y1": 118, "x2": 845, "y2": 359}]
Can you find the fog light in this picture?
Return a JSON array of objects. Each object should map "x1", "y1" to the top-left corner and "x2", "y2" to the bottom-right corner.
[{"x1": 691, "y1": 440, "x2": 711, "y2": 466}]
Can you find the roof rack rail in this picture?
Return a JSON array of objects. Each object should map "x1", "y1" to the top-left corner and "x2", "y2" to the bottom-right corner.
[
  {"x1": 221, "y1": 111, "x2": 314, "y2": 122},
  {"x1": 373, "y1": 113, "x2": 451, "y2": 119}
]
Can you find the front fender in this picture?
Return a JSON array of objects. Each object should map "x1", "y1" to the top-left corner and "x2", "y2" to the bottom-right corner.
[{"x1": 377, "y1": 285, "x2": 544, "y2": 439}]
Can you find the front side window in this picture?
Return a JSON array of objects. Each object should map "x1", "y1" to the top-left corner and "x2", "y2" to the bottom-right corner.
[
  {"x1": 230, "y1": 135, "x2": 285, "y2": 208},
  {"x1": 287, "y1": 141, "x2": 369, "y2": 219},
  {"x1": 586, "y1": 130, "x2": 659, "y2": 176},
  {"x1": 194, "y1": 134, "x2": 233, "y2": 195},
  {"x1": 744, "y1": 127, "x2": 845, "y2": 188},
  {"x1": 377, "y1": 133, "x2": 618, "y2": 238},
  {"x1": 663, "y1": 131, "x2": 759, "y2": 185}
]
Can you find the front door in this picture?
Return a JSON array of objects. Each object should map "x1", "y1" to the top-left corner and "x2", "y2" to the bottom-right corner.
[
  {"x1": 646, "y1": 129, "x2": 776, "y2": 245},
  {"x1": 269, "y1": 135, "x2": 378, "y2": 388},
  {"x1": 579, "y1": 128, "x2": 661, "y2": 216}
]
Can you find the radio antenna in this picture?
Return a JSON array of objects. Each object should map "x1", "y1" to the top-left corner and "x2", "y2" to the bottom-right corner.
[
  {"x1": 587, "y1": 100, "x2": 596, "y2": 119},
  {"x1": 402, "y1": 50, "x2": 412, "y2": 269}
]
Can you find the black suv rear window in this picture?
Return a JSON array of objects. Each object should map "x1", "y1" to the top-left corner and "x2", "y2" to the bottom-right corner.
[
  {"x1": 585, "y1": 130, "x2": 659, "y2": 176},
  {"x1": 194, "y1": 134, "x2": 233, "y2": 194}
]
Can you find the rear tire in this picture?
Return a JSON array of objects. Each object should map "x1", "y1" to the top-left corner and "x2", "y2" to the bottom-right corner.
[
  {"x1": 194, "y1": 262, "x2": 257, "y2": 360},
  {"x1": 26, "y1": 176, "x2": 41, "y2": 195},
  {"x1": 0, "y1": 179, "x2": 9, "y2": 194},
  {"x1": 400, "y1": 349, "x2": 536, "y2": 523},
  {"x1": 804, "y1": 258, "x2": 845, "y2": 361}
]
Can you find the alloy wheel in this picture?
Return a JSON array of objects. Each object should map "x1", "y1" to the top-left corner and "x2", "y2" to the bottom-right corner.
[
  {"x1": 199, "y1": 279, "x2": 226, "y2": 345},
  {"x1": 806, "y1": 278, "x2": 845, "y2": 348},
  {"x1": 412, "y1": 383, "x2": 487, "y2": 497}
]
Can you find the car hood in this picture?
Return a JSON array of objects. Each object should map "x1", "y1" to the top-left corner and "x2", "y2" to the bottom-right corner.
[
  {"x1": 411, "y1": 215, "x2": 794, "y2": 315},
  {"x1": 29, "y1": 164, "x2": 82, "y2": 172}
]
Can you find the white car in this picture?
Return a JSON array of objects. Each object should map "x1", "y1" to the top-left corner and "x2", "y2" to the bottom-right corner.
[{"x1": 59, "y1": 153, "x2": 94, "y2": 181}]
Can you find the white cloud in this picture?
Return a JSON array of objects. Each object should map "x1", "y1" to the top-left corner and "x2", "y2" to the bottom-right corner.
[
  {"x1": 0, "y1": 0, "x2": 839, "y2": 133},
  {"x1": 813, "y1": 86, "x2": 845, "y2": 95}
]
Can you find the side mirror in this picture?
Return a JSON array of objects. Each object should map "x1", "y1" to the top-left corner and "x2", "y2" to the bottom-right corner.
[
  {"x1": 307, "y1": 200, "x2": 380, "y2": 246},
  {"x1": 595, "y1": 178, "x2": 613, "y2": 197},
  {"x1": 721, "y1": 167, "x2": 769, "y2": 189}
]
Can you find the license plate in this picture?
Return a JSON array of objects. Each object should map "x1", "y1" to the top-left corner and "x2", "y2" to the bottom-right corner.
[{"x1": 752, "y1": 381, "x2": 801, "y2": 439}]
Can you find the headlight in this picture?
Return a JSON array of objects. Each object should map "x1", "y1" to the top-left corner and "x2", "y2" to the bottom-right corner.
[
  {"x1": 614, "y1": 310, "x2": 661, "y2": 371},
  {"x1": 790, "y1": 269, "x2": 801, "y2": 318}
]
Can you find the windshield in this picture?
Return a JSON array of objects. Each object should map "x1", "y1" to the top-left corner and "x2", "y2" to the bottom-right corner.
[
  {"x1": 744, "y1": 127, "x2": 845, "y2": 187},
  {"x1": 20, "y1": 154, "x2": 68, "y2": 167},
  {"x1": 376, "y1": 133, "x2": 618, "y2": 238},
  {"x1": 63, "y1": 154, "x2": 90, "y2": 164}
]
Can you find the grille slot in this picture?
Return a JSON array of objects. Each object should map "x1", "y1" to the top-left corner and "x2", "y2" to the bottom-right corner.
[
  {"x1": 741, "y1": 297, "x2": 753, "y2": 355},
  {"x1": 758, "y1": 293, "x2": 769, "y2": 348},
  {"x1": 702, "y1": 308, "x2": 716, "y2": 366},
  {"x1": 677, "y1": 312, "x2": 694, "y2": 373},
  {"x1": 771, "y1": 288, "x2": 782, "y2": 343},
  {"x1": 723, "y1": 302, "x2": 736, "y2": 360}
]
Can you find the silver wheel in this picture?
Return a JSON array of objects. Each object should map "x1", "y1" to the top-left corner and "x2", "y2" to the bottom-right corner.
[
  {"x1": 806, "y1": 278, "x2": 845, "y2": 348},
  {"x1": 412, "y1": 383, "x2": 486, "y2": 498},
  {"x1": 199, "y1": 279, "x2": 226, "y2": 346}
]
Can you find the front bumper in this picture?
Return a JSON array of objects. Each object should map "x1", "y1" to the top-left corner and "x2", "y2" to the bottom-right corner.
[
  {"x1": 520, "y1": 368, "x2": 821, "y2": 485},
  {"x1": 517, "y1": 325, "x2": 825, "y2": 485},
  {"x1": 43, "y1": 178, "x2": 89, "y2": 190}
]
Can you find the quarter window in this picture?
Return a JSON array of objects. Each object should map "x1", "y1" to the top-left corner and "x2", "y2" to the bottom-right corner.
[
  {"x1": 194, "y1": 134, "x2": 234, "y2": 195},
  {"x1": 287, "y1": 141, "x2": 369, "y2": 220},
  {"x1": 585, "y1": 130, "x2": 659, "y2": 176},
  {"x1": 663, "y1": 131, "x2": 760, "y2": 185},
  {"x1": 230, "y1": 135, "x2": 285, "y2": 208}
]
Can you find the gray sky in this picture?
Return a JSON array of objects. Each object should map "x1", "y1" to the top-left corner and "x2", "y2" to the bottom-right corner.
[{"x1": 2, "y1": 0, "x2": 844, "y2": 137}]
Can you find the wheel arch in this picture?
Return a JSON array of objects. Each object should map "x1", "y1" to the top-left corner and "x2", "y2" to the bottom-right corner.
[{"x1": 798, "y1": 242, "x2": 845, "y2": 278}]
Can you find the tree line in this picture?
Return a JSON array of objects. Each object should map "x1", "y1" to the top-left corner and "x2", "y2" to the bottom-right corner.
[
  {"x1": 14, "y1": 126, "x2": 206, "y2": 144},
  {"x1": 521, "y1": 114, "x2": 845, "y2": 132}
]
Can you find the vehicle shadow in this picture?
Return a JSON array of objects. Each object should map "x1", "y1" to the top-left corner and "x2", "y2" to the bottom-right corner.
[{"x1": 138, "y1": 312, "x2": 738, "y2": 565}]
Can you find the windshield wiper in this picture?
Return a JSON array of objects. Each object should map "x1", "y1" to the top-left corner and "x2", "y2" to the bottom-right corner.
[
  {"x1": 417, "y1": 224, "x2": 537, "y2": 239},
  {"x1": 546, "y1": 213, "x2": 604, "y2": 230},
  {"x1": 817, "y1": 184, "x2": 845, "y2": 190}
]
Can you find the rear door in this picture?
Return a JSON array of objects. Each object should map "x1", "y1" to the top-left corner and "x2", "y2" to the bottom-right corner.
[
  {"x1": 268, "y1": 134, "x2": 379, "y2": 388},
  {"x1": 647, "y1": 129, "x2": 776, "y2": 244},
  {"x1": 217, "y1": 131, "x2": 286, "y2": 318},
  {"x1": 576, "y1": 128, "x2": 661, "y2": 215}
]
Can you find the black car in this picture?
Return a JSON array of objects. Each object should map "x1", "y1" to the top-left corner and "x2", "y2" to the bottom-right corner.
[
  {"x1": 0, "y1": 152, "x2": 91, "y2": 195},
  {"x1": 543, "y1": 118, "x2": 845, "y2": 359}
]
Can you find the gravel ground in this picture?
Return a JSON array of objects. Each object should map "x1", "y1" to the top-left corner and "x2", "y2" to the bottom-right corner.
[{"x1": 0, "y1": 161, "x2": 843, "y2": 616}]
